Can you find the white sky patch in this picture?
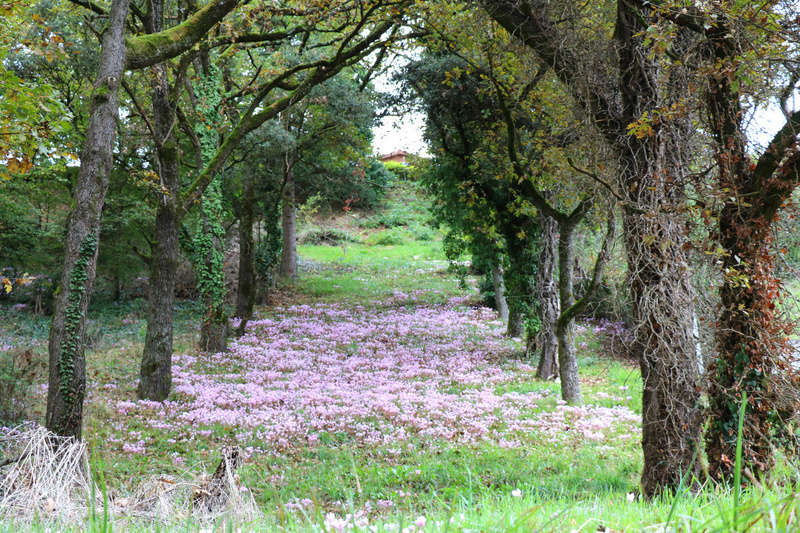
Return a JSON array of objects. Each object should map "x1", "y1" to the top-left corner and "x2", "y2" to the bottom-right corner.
[
  {"x1": 370, "y1": 52, "x2": 430, "y2": 158},
  {"x1": 749, "y1": 90, "x2": 799, "y2": 152},
  {"x1": 373, "y1": 112, "x2": 428, "y2": 157}
]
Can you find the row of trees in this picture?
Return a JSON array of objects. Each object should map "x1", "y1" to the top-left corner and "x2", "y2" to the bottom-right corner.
[
  {"x1": 400, "y1": 0, "x2": 800, "y2": 497},
  {"x1": 2, "y1": 0, "x2": 409, "y2": 435},
  {"x1": 3, "y1": 0, "x2": 800, "y2": 500}
]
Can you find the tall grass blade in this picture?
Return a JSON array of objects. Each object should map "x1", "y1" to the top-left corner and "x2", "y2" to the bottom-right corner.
[{"x1": 733, "y1": 391, "x2": 747, "y2": 530}]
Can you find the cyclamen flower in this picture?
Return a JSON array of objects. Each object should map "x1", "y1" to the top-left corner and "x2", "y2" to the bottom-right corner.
[{"x1": 111, "y1": 294, "x2": 641, "y2": 463}]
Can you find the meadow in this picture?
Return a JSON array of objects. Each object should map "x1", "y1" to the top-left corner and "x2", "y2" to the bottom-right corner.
[{"x1": 3, "y1": 224, "x2": 799, "y2": 531}]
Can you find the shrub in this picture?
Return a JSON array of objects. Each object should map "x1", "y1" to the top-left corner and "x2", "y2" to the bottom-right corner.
[
  {"x1": 365, "y1": 228, "x2": 407, "y2": 246},
  {"x1": 409, "y1": 224, "x2": 436, "y2": 242},
  {"x1": 479, "y1": 273, "x2": 496, "y2": 310},
  {"x1": 383, "y1": 161, "x2": 414, "y2": 181},
  {"x1": 0, "y1": 348, "x2": 42, "y2": 426},
  {"x1": 356, "y1": 217, "x2": 383, "y2": 229},
  {"x1": 298, "y1": 159, "x2": 393, "y2": 211},
  {"x1": 362, "y1": 212, "x2": 410, "y2": 229},
  {"x1": 299, "y1": 228, "x2": 360, "y2": 246}
]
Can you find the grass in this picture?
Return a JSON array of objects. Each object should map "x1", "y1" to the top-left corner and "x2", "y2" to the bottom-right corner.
[{"x1": 2, "y1": 181, "x2": 800, "y2": 531}]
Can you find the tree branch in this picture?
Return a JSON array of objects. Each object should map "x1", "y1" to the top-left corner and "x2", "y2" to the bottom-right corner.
[
  {"x1": 179, "y1": 14, "x2": 402, "y2": 215},
  {"x1": 66, "y1": 0, "x2": 107, "y2": 16},
  {"x1": 125, "y1": 0, "x2": 240, "y2": 69}
]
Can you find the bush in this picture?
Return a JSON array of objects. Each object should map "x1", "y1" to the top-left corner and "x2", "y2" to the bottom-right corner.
[
  {"x1": 365, "y1": 228, "x2": 408, "y2": 246},
  {"x1": 479, "y1": 273, "x2": 496, "y2": 310},
  {"x1": 298, "y1": 159, "x2": 393, "y2": 211},
  {"x1": 383, "y1": 161, "x2": 415, "y2": 181},
  {"x1": 360, "y1": 212, "x2": 411, "y2": 229},
  {"x1": 409, "y1": 224, "x2": 436, "y2": 241},
  {"x1": 0, "y1": 348, "x2": 42, "y2": 426},
  {"x1": 299, "y1": 228, "x2": 360, "y2": 246}
]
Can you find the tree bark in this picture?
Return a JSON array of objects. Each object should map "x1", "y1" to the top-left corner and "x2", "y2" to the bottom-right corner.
[
  {"x1": 138, "y1": 1, "x2": 180, "y2": 402},
  {"x1": 556, "y1": 219, "x2": 581, "y2": 405},
  {"x1": 616, "y1": 2, "x2": 702, "y2": 499},
  {"x1": 235, "y1": 173, "x2": 256, "y2": 336},
  {"x1": 138, "y1": 197, "x2": 178, "y2": 400},
  {"x1": 46, "y1": 0, "x2": 130, "y2": 439},
  {"x1": 125, "y1": 0, "x2": 241, "y2": 69},
  {"x1": 534, "y1": 215, "x2": 559, "y2": 380},
  {"x1": 279, "y1": 165, "x2": 298, "y2": 280},
  {"x1": 491, "y1": 262, "x2": 509, "y2": 323},
  {"x1": 200, "y1": 313, "x2": 228, "y2": 352},
  {"x1": 506, "y1": 310, "x2": 523, "y2": 338}
]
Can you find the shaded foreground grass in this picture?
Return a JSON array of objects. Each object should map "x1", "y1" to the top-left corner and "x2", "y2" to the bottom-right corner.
[{"x1": 2, "y1": 239, "x2": 799, "y2": 531}]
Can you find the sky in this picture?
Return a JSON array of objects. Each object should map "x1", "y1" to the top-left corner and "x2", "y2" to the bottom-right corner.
[
  {"x1": 369, "y1": 54, "x2": 430, "y2": 158},
  {"x1": 750, "y1": 91, "x2": 799, "y2": 151},
  {"x1": 372, "y1": 112, "x2": 428, "y2": 157}
]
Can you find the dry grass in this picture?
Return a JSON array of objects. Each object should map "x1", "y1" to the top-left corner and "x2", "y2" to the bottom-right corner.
[
  {"x1": 0, "y1": 424, "x2": 259, "y2": 527},
  {"x1": 0, "y1": 423, "x2": 91, "y2": 524}
]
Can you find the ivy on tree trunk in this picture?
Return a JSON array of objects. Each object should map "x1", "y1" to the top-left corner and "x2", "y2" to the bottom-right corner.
[
  {"x1": 46, "y1": 0, "x2": 130, "y2": 439},
  {"x1": 192, "y1": 65, "x2": 228, "y2": 353}
]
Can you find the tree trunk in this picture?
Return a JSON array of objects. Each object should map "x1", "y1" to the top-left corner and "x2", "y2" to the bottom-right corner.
[
  {"x1": 200, "y1": 316, "x2": 228, "y2": 353},
  {"x1": 703, "y1": 31, "x2": 799, "y2": 479},
  {"x1": 617, "y1": 3, "x2": 701, "y2": 499},
  {"x1": 138, "y1": 2, "x2": 180, "y2": 401},
  {"x1": 556, "y1": 220, "x2": 581, "y2": 405},
  {"x1": 46, "y1": 0, "x2": 129, "y2": 439},
  {"x1": 199, "y1": 205, "x2": 228, "y2": 353},
  {"x1": 504, "y1": 232, "x2": 535, "y2": 338},
  {"x1": 195, "y1": 63, "x2": 228, "y2": 355},
  {"x1": 707, "y1": 206, "x2": 786, "y2": 480},
  {"x1": 235, "y1": 174, "x2": 256, "y2": 336},
  {"x1": 279, "y1": 166, "x2": 298, "y2": 280},
  {"x1": 491, "y1": 262, "x2": 509, "y2": 323},
  {"x1": 139, "y1": 199, "x2": 178, "y2": 400},
  {"x1": 534, "y1": 215, "x2": 559, "y2": 379},
  {"x1": 506, "y1": 310, "x2": 523, "y2": 338},
  {"x1": 623, "y1": 202, "x2": 700, "y2": 497}
]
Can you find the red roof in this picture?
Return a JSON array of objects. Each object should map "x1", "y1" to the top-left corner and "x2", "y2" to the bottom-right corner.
[{"x1": 379, "y1": 150, "x2": 411, "y2": 160}]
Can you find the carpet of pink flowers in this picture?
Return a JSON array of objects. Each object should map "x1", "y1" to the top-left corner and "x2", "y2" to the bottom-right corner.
[{"x1": 109, "y1": 290, "x2": 640, "y2": 464}]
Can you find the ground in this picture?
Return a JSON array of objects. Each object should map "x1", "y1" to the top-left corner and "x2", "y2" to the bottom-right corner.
[{"x1": 2, "y1": 185, "x2": 799, "y2": 531}]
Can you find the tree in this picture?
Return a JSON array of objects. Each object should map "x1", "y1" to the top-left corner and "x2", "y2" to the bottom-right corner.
[
  {"x1": 0, "y1": 2, "x2": 72, "y2": 181},
  {"x1": 227, "y1": 119, "x2": 290, "y2": 334},
  {"x1": 481, "y1": 0, "x2": 702, "y2": 496},
  {"x1": 406, "y1": 3, "x2": 619, "y2": 401},
  {"x1": 278, "y1": 75, "x2": 379, "y2": 280},
  {"x1": 402, "y1": 53, "x2": 542, "y2": 342},
  {"x1": 45, "y1": 0, "x2": 130, "y2": 438},
  {"x1": 659, "y1": 0, "x2": 800, "y2": 481},
  {"x1": 135, "y1": 0, "x2": 409, "y2": 400}
]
